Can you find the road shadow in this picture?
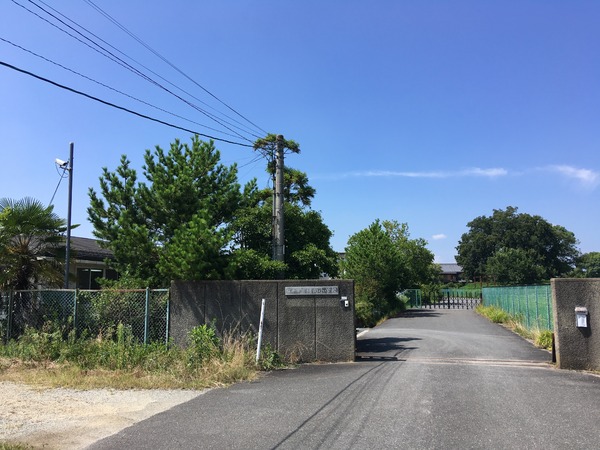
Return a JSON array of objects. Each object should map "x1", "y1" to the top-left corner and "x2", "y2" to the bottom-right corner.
[
  {"x1": 393, "y1": 309, "x2": 442, "y2": 318},
  {"x1": 355, "y1": 336, "x2": 420, "y2": 362}
]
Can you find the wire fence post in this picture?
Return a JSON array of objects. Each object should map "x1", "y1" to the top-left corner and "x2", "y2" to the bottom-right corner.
[
  {"x1": 546, "y1": 285, "x2": 552, "y2": 331},
  {"x1": 533, "y1": 286, "x2": 538, "y2": 329},
  {"x1": 144, "y1": 287, "x2": 150, "y2": 345},
  {"x1": 72, "y1": 289, "x2": 78, "y2": 333},
  {"x1": 165, "y1": 290, "x2": 170, "y2": 346},
  {"x1": 7, "y1": 291, "x2": 14, "y2": 341},
  {"x1": 523, "y1": 286, "x2": 527, "y2": 325}
]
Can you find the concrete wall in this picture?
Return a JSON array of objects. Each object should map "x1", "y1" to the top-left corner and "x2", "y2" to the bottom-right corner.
[
  {"x1": 552, "y1": 278, "x2": 600, "y2": 370},
  {"x1": 170, "y1": 280, "x2": 355, "y2": 362}
]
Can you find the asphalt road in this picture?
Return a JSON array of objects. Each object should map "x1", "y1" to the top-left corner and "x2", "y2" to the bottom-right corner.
[{"x1": 88, "y1": 309, "x2": 600, "y2": 449}]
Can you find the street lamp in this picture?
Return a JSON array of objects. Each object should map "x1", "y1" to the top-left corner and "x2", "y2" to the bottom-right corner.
[{"x1": 55, "y1": 142, "x2": 74, "y2": 289}]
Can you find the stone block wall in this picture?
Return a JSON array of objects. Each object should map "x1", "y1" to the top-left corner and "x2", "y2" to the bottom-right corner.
[
  {"x1": 170, "y1": 280, "x2": 355, "y2": 362},
  {"x1": 552, "y1": 278, "x2": 600, "y2": 370}
]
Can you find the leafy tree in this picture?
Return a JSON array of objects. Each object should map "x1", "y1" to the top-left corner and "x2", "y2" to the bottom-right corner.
[
  {"x1": 89, "y1": 135, "x2": 337, "y2": 285},
  {"x1": 0, "y1": 197, "x2": 66, "y2": 290},
  {"x1": 343, "y1": 219, "x2": 436, "y2": 326},
  {"x1": 231, "y1": 164, "x2": 338, "y2": 280},
  {"x1": 456, "y1": 206, "x2": 579, "y2": 285},
  {"x1": 485, "y1": 248, "x2": 546, "y2": 286},
  {"x1": 253, "y1": 134, "x2": 300, "y2": 159},
  {"x1": 571, "y1": 252, "x2": 600, "y2": 278},
  {"x1": 88, "y1": 136, "x2": 245, "y2": 286}
]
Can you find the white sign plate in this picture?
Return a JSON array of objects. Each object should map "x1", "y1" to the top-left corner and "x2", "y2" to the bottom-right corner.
[{"x1": 285, "y1": 286, "x2": 339, "y2": 296}]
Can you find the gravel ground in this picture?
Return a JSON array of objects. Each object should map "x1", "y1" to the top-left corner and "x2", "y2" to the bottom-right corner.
[{"x1": 0, "y1": 381, "x2": 203, "y2": 449}]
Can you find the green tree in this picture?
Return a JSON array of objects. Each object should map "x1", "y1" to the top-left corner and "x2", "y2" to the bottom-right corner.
[
  {"x1": 88, "y1": 136, "x2": 245, "y2": 287},
  {"x1": 343, "y1": 219, "x2": 435, "y2": 325},
  {"x1": 231, "y1": 164, "x2": 338, "y2": 280},
  {"x1": 0, "y1": 197, "x2": 66, "y2": 290},
  {"x1": 456, "y1": 206, "x2": 579, "y2": 284},
  {"x1": 485, "y1": 248, "x2": 546, "y2": 285},
  {"x1": 571, "y1": 252, "x2": 600, "y2": 278}
]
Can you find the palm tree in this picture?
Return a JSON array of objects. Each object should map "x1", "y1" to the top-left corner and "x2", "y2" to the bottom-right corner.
[{"x1": 0, "y1": 197, "x2": 66, "y2": 290}]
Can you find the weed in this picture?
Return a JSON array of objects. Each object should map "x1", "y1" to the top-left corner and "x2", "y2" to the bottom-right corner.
[
  {"x1": 535, "y1": 329, "x2": 553, "y2": 350},
  {"x1": 187, "y1": 323, "x2": 221, "y2": 366},
  {"x1": 258, "y1": 343, "x2": 285, "y2": 370},
  {"x1": 0, "y1": 320, "x2": 274, "y2": 389},
  {"x1": 476, "y1": 305, "x2": 553, "y2": 351},
  {"x1": 476, "y1": 305, "x2": 510, "y2": 323},
  {"x1": 0, "y1": 443, "x2": 33, "y2": 450}
]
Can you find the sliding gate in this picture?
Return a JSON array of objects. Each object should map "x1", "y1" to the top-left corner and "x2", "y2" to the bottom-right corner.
[{"x1": 423, "y1": 289, "x2": 482, "y2": 309}]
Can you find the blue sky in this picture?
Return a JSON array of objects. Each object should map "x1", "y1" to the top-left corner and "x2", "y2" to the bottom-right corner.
[{"x1": 1, "y1": 1, "x2": 599, "y2": 263}]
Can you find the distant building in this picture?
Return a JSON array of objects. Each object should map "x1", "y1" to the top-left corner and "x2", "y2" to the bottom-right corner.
[
  {"x1": 67, "y1": 237, "x2": 117, "y2": 289},
  {"x1": 439, "y1": 263, "x2": 463, "y2": 283}
]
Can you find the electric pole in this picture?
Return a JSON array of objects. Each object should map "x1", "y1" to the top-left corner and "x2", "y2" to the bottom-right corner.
[
  {"x1": 273, "y1": 135, "x2": 285, "y2": 267},
  {"x1": 253, "y1": 133, "x2": 299, "y2": 279},
  {"x1": 64, "y1": 142, "x2": 74, "y2": 289}
]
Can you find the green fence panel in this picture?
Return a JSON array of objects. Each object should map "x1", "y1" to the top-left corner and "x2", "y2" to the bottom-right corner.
[
  {"x1": 482, "y1": 285, "x2": 553, "y2": 332},
  {"x1": 401, "y1": 289, "x2": 422, "y2": 308}
]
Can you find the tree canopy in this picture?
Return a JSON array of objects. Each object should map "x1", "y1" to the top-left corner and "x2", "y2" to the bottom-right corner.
[
  {"x1": 88, "y1": 136, "x2": 244, "y2": 286},
  {"x1": 456, "y1": 206, "x2": 579, "y2": 285},
  {"x1": 570, "y1": 252, "x2": 600, "y2": 278},
  {"x1": 342, "y1": 219, "x2": 437, "y2": 326},
  {"x1": 0, "y1": 197, "x2": 66, "y2": 290},
  {"x1": 88, "y1": 135, "x2": 338, "y2": 286},
  {"x1": 230, "y1": 164, "x2": 338, "y2": 279}
]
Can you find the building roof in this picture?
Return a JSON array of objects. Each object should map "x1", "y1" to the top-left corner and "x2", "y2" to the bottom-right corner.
[
  {"x1": 439, "y1": 263, "x2": 463, "y2": 274},
  {"x1": 70, "y1": 236, "x2": 113, "y2": 261}
]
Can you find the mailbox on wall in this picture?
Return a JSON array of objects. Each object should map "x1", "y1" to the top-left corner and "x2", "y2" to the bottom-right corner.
[{"x1": 575, "y1": 306, "x2": 589, "y2": 328}]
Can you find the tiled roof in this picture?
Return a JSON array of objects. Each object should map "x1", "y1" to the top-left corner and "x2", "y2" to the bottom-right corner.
[
  {"x1": 69, "y1": 236, "x2": 113, "y2": 261},
  {"x1": 439, "y1": 263, "x2": 463, "y2": 274}
]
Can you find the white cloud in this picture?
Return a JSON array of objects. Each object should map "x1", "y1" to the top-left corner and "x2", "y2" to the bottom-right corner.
[
  {"x1": 432, "y1": 234, "x2": 447, "y2": 240},
  {"x1": 545, "y1": 165, "x2": 599, "y2": 188},
  {"x1": 318, "y1": 165, "x2": 598, "y2": 190},
  {"x1": 462, "y1": 168, "x2": 508, "y2": 177},
  {"x1": 332, "y1": 167, "x2": 508, "y2": 179}
]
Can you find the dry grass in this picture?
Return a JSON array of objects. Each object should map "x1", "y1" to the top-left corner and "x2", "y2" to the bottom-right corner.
[
  {"x1": 0, "y1": 325, "x2": 268, "y2": 390},
  {"x1": 0, "y1": 354, "x2": 258, "y2": 390}
]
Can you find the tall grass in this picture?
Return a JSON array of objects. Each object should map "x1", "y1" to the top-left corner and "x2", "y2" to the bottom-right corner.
[
  {"x1": 475, "y1": 305, "x2": 553, "y2": 351},
  {"x1": 0, "y1": 321, "x2": 284, "y2": 389}
]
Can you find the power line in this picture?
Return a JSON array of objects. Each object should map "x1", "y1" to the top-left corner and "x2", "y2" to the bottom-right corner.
[
  {"x1": 83, "y1": 0, "x2": 269, "y2": 136},
  {"x1": 36, "y1": 0, "x2": 264, "y2": 140},
  {"x1": 21, "y1": 0, "x2": 255, "y2": 142},
  {"x1": 0, "y1": 36, "x2": 246, "y2": 140},
  {"x1": 0, "y1": 60, "x2": 253, "y2": 147},
  {"x1": 13, "y1": 0, "x2": 258, "y2": 143}
]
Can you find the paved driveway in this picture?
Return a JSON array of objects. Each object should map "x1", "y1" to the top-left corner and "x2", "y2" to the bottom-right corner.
[{"x1": 88, "y1": 309, "x2": 600, "y2": 449}]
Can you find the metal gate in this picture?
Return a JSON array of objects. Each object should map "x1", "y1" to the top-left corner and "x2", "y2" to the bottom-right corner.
[{"x1": 423, "y1": 289, "x2": 482, "y2": 309}]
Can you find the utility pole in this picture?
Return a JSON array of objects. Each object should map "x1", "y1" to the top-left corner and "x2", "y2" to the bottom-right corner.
[
  {"x1": 64, "y1": 142, "x2": 74, "y2": 289},
  {"x1": 273, "y1": 135, "x2": 285, "y2": 269}
]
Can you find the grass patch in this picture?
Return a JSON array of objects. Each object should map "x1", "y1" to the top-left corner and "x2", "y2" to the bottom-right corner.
[
  {"x1": 0, "y1": 444, "x2": 33, "y2": 450},
  {"x1": 476, "y1": 304, "x2": 510, "y2": 323},
  {"x1": 476, "y1": 305, "x2": 553, "y2": 351},
  {"x1": 0, "y1": 323, "x2": 286, "y2": 390}
]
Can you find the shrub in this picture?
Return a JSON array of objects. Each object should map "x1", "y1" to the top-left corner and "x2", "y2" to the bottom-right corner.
[
  {"x1": 534, "y1": 329, "x2": 553, "y2": 350},
  {"x1": 187, "y1": 323, "x2": 221, "y2": 366}
]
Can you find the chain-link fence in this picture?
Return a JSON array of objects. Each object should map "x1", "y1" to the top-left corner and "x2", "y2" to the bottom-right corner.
[
  {"x1": 401, "y1": 289, "x2": 423, "y2": 308},
  {"x1": 0, "y1": 291, "x2": 10, "y2": 344},
  {"x1": 482, "y1": 285, "x2": 553, "y2": 331},
  {"x1": 0, "y1": 289, "x2": 169, "y2": 344}
]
